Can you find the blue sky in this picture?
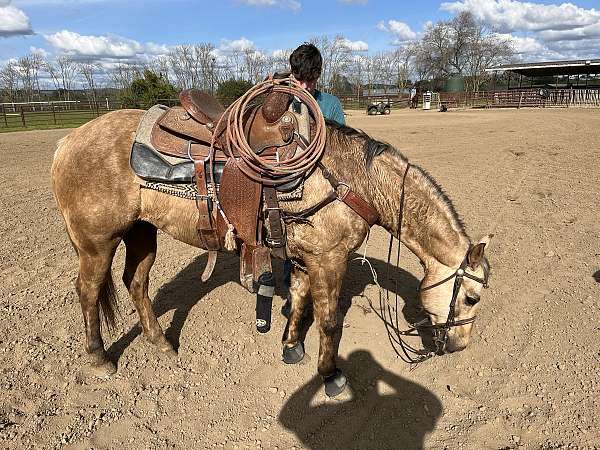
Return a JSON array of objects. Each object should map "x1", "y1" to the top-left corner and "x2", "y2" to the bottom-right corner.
[{"x1": 2, "y1": 0, "x2": 600, "y2": 63}]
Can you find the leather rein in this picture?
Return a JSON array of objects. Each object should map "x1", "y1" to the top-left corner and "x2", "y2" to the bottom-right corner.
[{"x1": 287, "y1": 159, "x2": 490, "y2": 364}]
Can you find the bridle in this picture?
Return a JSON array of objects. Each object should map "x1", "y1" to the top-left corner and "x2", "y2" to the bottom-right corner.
[
  {"x1": 401, "y1": 252, "x2": 489, "y2": 358},
  {"x1": 372, "y1": 163, "x2": 490, "y2": 364}
]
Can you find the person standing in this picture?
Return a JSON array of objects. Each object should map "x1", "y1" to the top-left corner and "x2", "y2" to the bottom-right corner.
[
  {"x1": 289, "y1": 43, "x2": 345, "y2": 125},
  {"x1": 281, "y1": 43, "x2": 345, "y2": 317}
]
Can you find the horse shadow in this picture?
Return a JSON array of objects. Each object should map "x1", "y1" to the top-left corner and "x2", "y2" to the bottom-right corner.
[
  {"x1": 107, "y1": 251, "x2": 428, "y2": 363},
  {"x1": 278, "y1": 349, "x2": 442, "y2": 450}
]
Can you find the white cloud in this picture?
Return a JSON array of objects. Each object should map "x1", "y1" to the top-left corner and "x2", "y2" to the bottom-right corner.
[
  {"x1": 441, "y1": 1, "x2": 600, "y2": 61},
  {"x1": 440, "y1": 0, "x2": 600, "y2": 33},
  {"x1": 377, "y1": 19, "x2": 418, "y2": 42},
  {"x1": 337, "y1": 37, "x2": 368, "y2": 51},
  {"x1": 0, "y1": 1, "x2": 33, "y2": 37},
  {"x1": 44, "y1": 30, "x2": 169, "y2": 59},
  {"x1": 272, "y1": 48, "x2": 291, "y2": 59},
  {"x1": 496, "y1": 33, "x2": 545, "y2": 54},
  {"x1": 29, "y1": 45, "x2": 49, "y2": 57},
  {"x1": 219, "y1": 37, "x2": 255, "y2": 52},
  {"x1": 237, "y1": 0, "x2": 301, "y2": 12},
  {"x1": 539, "y1": 22, "x2": 600, "y2": 41}
]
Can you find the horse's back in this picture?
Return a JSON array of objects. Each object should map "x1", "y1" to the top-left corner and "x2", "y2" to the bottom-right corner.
[{"x1": 52, "y1": 109, "x2": 145, "y2": 242}]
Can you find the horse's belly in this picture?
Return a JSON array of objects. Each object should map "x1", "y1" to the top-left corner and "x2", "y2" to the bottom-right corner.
[{"x1": 139, "y1": 189, "x2": 202, "y2": 247}]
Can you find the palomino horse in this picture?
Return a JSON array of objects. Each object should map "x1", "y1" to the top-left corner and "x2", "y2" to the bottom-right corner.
[{"x1": 52, "y1": 104, "x2": 492, "y2": 396}]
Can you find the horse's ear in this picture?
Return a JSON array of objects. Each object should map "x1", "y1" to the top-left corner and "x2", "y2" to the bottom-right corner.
[{"x1": 467, "y1": 234, "x2": 493, "y2": 268}]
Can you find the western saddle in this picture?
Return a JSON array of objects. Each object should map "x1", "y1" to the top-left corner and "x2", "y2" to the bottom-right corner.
[{"x1": 132, "y1": 86, "x2": 304, "y2": 304}]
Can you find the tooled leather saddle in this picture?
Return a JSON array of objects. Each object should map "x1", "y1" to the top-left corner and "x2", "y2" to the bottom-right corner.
[{"x1": 132, "y1": 87, "x2": 304, "y2": 293}]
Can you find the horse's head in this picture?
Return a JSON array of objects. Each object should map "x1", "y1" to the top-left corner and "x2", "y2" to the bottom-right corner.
[{"x1": 418, "y1": 235, "x2": 492, "y2": 354}]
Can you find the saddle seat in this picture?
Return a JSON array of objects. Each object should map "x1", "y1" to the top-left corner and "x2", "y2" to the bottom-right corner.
[
  {"x1": 151, "y1": 90, "x2": 230, "y2": 161},
  {"x1": 180, "y1": 89, "x2": 226, "y2": 125}
]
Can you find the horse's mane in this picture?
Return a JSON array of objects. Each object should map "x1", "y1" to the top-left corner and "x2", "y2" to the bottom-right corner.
[{"x1": 325, "y1": 119, "x2": 466, "y2": 235}]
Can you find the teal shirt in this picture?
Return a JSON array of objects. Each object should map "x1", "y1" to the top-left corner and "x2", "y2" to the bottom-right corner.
[{"x1": 314, "y1": 89, "x2": 345, "y2": 125}]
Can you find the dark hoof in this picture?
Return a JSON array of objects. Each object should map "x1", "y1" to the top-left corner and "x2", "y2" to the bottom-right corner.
[
  {"x1": 282, "y1": 343, "x2": 304, "y2": 364},
  {"x1": 324, "y1": 369, "x2": 347, "y2": 397}
]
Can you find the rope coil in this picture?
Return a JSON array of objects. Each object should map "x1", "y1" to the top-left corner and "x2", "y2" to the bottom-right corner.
[{"x1": 211, "y1": 76, "x2": 327, "y2": 186}]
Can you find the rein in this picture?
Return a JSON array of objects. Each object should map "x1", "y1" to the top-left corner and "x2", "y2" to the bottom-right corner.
[{"x1": 369, "y1": 164, "x2": 489, "y2": 364}]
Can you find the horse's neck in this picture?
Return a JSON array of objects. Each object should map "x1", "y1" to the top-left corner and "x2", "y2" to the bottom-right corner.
[{"x1": 372, "y1": 153, "x2": 470, "y2": 268}]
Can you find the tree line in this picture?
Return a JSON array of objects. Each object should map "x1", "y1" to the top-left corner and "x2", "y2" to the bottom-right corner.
[{"x1": 0, "y1": 12, "x2": 513, "y2": 105}]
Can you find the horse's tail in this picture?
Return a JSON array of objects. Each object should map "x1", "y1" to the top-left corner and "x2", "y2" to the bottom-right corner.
[{"x1": 99, "y1": 274, "x2": 119, "y2": 333}]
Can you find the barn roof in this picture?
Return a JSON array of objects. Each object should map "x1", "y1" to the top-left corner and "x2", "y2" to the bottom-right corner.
[{"x1": 486, "y1": 59, "x2": 600, "y2": 77}]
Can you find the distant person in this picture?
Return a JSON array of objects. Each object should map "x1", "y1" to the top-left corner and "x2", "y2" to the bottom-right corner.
[
  {"x1": 410, "y1": 86, "x2": 418, "y2": 109},
  {"x1": 281, "y1": 43, "x2": 345, "y2": 318}
]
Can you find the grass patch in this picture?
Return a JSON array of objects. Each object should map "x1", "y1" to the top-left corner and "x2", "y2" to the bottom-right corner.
[{"x1": 0, "y1": 110, "x2": 109, "y2": 133}]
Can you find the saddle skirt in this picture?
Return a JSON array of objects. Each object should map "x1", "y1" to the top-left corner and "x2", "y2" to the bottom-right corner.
[{"x1": 129, "y1": 91, "x2": 312, "y2": 291}]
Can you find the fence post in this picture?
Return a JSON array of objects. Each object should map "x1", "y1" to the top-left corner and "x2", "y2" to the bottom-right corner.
[
  {"x1": 52, "y1": 104, "x2": 57, "y2": 125},
  {"x1": 2, "y1": 104, "x2": 7, "y2": 127},
  {"x1": 20, "y1": 106, "x2": 26, "y2": 127}
]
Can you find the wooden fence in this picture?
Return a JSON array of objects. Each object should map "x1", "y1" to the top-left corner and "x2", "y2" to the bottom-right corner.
[
  {"x1": 438, "y1": 89, "x2": 600, "y2": 109},
  {"x1": 2, "y1": 89, "x2": 599, "y2": 131},
  {"x1": 0, "y1": 100, "x2": 120, "y2": 131}
]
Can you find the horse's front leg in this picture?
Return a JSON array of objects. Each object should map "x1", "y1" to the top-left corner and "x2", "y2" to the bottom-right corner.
[
  {"x1": 282, "y1": 268, "x2": 313, "y2": 364},
  {"x1": 307, "y1": 252, "x2": 348, "y2": 397}
]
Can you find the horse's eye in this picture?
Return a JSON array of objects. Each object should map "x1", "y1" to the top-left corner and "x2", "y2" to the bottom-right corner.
[{"x1": 465, "y1": 296, "x2": 480, "y2": 306}]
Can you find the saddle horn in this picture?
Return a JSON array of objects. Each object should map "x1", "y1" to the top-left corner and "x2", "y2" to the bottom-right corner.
[{"x1": 261, "y1": 72, "x2": 293, "y2": 124}]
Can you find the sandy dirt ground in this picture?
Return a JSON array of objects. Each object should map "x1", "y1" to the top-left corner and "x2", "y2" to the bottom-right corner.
[{"x1": 1, "y1": 107, "x2": 599, "y2": 450}]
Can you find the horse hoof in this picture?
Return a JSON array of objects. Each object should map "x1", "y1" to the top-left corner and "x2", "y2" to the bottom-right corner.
[
  {"x1": 324, "y1": 369, "x2": 347, "y2": 397},
  {"x1": 282, "y1": 343, "x2": 304, "y2": 364}
]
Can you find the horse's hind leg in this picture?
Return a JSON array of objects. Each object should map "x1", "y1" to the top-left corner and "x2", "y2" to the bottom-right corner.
[
  {"x1": 122, "y1": 221, "x2": 175, "y2": 355},
  {"x1": 75, "y1": 239, "x2": 121, "y2": 377},
  {"x1": 282, "y1": 269, "x2": 313, "y2": 364}
]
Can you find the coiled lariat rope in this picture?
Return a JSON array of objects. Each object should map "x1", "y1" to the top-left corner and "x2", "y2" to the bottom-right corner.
[{"x1": 210, "y1": 76, "x2": 327, "y2": 186}]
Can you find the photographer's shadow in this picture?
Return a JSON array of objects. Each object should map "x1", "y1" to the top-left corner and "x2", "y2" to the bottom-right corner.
[{"x1": 279, "y1": 349, "x2": 442, "y2": 450}]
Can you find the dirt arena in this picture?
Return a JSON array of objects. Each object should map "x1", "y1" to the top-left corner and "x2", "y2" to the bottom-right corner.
[{"x1": 1, "y1": 107, "x2": 599, "y2": 450}]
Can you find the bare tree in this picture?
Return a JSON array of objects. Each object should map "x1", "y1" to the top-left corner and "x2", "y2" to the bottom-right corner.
[
  {"x1": 167, "y1": 44, "x2": 219, "y2": 91},
  {"x1": 392, "y1": 46, "x2": 414, "y2": 93},
  {"x1": 0, "y1": 61, "x2": 20, "y2": 103},
  {"x1": 46, "y1": 56, "x2": 78, "y2": 101},
  {"x1": 463, "y1": 25, "x2": 513, "y2": 92},
  {"x1": 243, "y1": 49, "x2": 270, "y2": 83},
  {"x1": 78, "y1": 60, "x2": 101, "y2": 105},
  {"x1": 416, "y1": 12, "x2": 514, "y2": 91},
  {"x1": 107, "y1": 62, "x2": 142, "y2": 91},
  {"x1": 268, "y1": 49, "x2": 292, "y2": 75},
  {"x1": 309, "y1": 35, "x2": 354, "y2": 92},
  {"x1": 17, "y1": 56, "x2": 35, "y2": 102},
  {"x1": 147, "y1": 55, "x2": 171, "y2": 83}
]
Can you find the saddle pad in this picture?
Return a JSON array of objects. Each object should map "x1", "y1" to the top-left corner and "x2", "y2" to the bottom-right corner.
[
  {"x1": 131, "y1": 106, "x2": 225, "y2": 185},
  {"x1": 130, "y1": 142, "x2": 195, "y2": 183}
]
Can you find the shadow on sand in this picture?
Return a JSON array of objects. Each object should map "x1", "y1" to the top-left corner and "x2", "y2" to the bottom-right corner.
[
  {"x1": 593, "y1": 270, "x2": 600, "y2": 283},
  {"x1": 107, "y1": 251, "x2": 427, "y2": 364},
  {"x1": 278, "y1": 349, "x2": 442, "y2": 450}
]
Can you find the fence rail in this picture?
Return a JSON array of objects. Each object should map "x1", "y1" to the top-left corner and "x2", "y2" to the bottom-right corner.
[
  {"x1": 2, "y1": 89, "x2": 599, "y2": 131},
  {"x1": 0, "y1": 101, "x2": 120, "y2": 131},
  {"x1": 438, "y1": 88, "x2": 600, "y2": 109}
]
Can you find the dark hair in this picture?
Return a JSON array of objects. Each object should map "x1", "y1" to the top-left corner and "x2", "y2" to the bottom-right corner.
[{"x1": 290, "y1": 43, "x2": 322, "y2": 82}]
